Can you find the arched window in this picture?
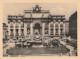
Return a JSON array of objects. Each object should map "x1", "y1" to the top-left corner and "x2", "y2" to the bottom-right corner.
[{"x1": 50, "y1": 23, "x2": 54, "y2": 28}]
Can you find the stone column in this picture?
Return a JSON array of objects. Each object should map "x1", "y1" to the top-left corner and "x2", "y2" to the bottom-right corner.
[
  {"x1": 63, "y1": 22, "x2": 65, "y2": 36},
  {"x1": 30, "y1": 22, "x2": 33, "y2": 36},
  {"x1": 49, "y1": 22, "x2": 50, "y2": 35},
  {"x1": 42, "y1": 23, "x2": 45, "y2": 37},
  {"x1": 58, "y1": 23, "x2": 60, "y2": 35},
  {"x1": 19, "y1": 22, "x2": 21, "y2": 36},
  {"x1": 8, "y1": 23, "x2": 10, "y2": 36},
  {"x1": 13, "y1": 23, "x2": 15, "y2": 36},
  {"x1": 53, "y1": 20, "x2": 56, "y2": 36},
  {"x1": 54, "y1": 23, "x2": 55, "y2": 35},
  {"x1": 24, "y1": 23, "x2": 27, "y2": 36}
]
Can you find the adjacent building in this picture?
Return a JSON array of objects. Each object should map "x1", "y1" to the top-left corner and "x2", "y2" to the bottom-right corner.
[
  {"x1": 65, "y1": 20, "x2": 69, "y2": 36},
  {"x1": 3, "y1": 23, "x2": 8, "y2": 40},
  {"x1": 69, "y1": 11, "x2": 77, "y2": 39}
]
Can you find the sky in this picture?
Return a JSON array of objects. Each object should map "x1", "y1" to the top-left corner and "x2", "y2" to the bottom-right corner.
[{"x1": 3, "y1": 3, "x2": 77, "y2": 23}]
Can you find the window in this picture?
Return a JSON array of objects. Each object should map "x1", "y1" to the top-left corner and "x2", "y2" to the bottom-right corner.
[
  {"x1": 50, "y1": 23, "x2": 54, "y2": 35},
  {"x1": 10, "y1": 29, "x2": 14, "y2": 36},
  {"x1": 60, "y1": 28, "x2": 63, "y2": 35},
  {"x1": 55, "y1": 29, "x2": 58, "y2": 35},
  {"x1": 10, "y1": 22, "x2": 13, "y2": 28},
  {"x1": 8, "y1": 21, "x2": 10, "y2": 24},
  {"x1": 16, "y1": 29, "x2": 19, "y2": 36},
  {"x1": 21, "y1": 29, "x2": 24, "y2": 36},
  {"x1": 50, "y1": 29, "x2": 53, "y2": 35},
  {"x1": 55, "y1": 24, "x2": 58, "y2": 28},
  {"x1": 21, "y1": 23, "x2": 24, "y2": 28},
  {"x1": 45, "y1": 23, "x2": 48, "y2": 34},
  {"x1": 27, "y1": 23, "x2": 30, "y2": 27},
  {"x1": 15, "y1": 22, "x2": 19, "y2": 28},
  {"x1": 60, "y1": 24, "x2": 63, "y2": 28},
  {"x1": 60, "y1": 24, "x2": 63, "y2": 35}
]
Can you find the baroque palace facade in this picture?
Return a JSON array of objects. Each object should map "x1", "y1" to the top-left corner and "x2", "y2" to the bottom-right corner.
[{"x1": 7, "y1": 5, "x2": 69, "y2": 40}]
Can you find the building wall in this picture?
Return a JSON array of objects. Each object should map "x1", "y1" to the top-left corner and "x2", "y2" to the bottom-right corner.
[
  {"x1": 3, "y1": 23, "x2": 8, "y2": 40},
  {"x1": 69, "y1": 11, "x2": 77, "y2": 39},
  {"x1": 7, "y1": 16, "x2": 66, "y2": 40},
  {"x1": 65, "y1": 21, "x2": 69, "y2": 36},
  {"x1": 7, "y1": 5, "x2": 67, "y2": 40}
]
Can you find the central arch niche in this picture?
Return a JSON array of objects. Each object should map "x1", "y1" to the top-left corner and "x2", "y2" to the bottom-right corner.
[{"x1": 33, "y1": 23, "x2": 42, "y2": 35}]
